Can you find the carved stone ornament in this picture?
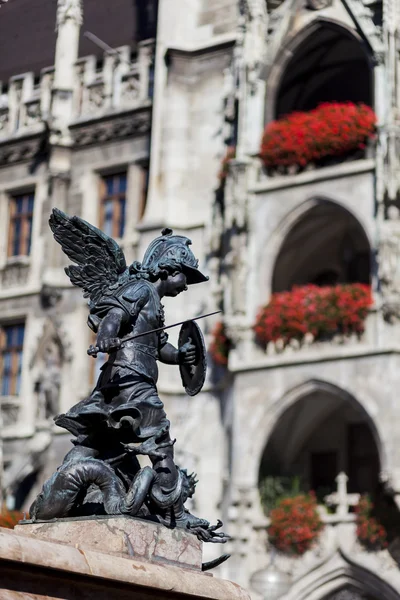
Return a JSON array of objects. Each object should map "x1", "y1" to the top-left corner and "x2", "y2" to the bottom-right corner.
[
  {"x1": 378, "y1": 225, "x2": 400, "y2": 321},
  {"x1": 86, "y1": 82, "x2": 106, "y2": 116},
  {"x1": 342, "y1": 0, "x2": 383, "y2": 56},
  {"x1": 120, "y1": 72, "x2": 141, "y2": 107},
  {"x1": 1, "y1": 398, "x2": 20, "y2": 427},
  {"x1": 35, "y1": 341, "x2": 62, "y2": 420},
  {"x1": 1, "y1": 260, "x2": 30, "y2": 289},
  {"x1": 0, "y1": 108, "x2": 8, "y2": 134},
  {"x1": 23, "y1": 100, "x2": 42, "y2": 128},
  {"x1": 56, "y1": 0, "x2": 83, "y2": 30},
  {"x1": 40, "y1": 285, "x2": 63, "y2": 310},
  {"x1": 71, "y1": 109, "x2": 151, "y2": 147},
  {"x1": 28, "y1": 209, "x2": 229, "y2": 558},
  {"x1": 0, "y1": 135, "x2": 43, "y2": 165}
]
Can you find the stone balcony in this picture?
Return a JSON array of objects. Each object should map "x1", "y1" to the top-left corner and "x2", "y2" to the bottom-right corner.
[
  {"x1": 72, "y1": 42, "x2": 153, "y2": 123},
  {"x1": 0, "y1": 41, "x2": 153, "y2": 148},
  {"x1": 227, "y1": 309, "x2": 384, "y2": 373}
]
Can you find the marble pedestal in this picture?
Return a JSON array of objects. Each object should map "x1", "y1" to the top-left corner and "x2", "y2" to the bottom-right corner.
[
  {"x1": 15, "y1": 515, "x2": 203, "y2": 571},
  {"x1": 3, "y1": 518, "x2": 250, "y2": 600}
]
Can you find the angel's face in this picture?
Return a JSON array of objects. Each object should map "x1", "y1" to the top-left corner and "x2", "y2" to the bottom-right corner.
[{"x1": 164, "y1": 272, "x2": 188, "y2": 297}]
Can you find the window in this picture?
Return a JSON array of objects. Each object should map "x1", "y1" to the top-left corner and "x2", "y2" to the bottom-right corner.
[
  {"x1": 99, "y1": 173, "x2": 127, "y2": 238},
  {"x1": 0, "y1": 323, "x2": 25, "y2": 396},
  {"x1": 8, "y1": 193, "x2": 35, "y2": 257},
  {"x1": 138, "y1": 165, "x2": 149, "y2": 221}
]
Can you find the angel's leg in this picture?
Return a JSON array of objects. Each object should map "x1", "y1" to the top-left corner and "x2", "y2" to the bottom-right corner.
[{"x1": 149, "y1": 425, "x2": 179, "y2": 490}]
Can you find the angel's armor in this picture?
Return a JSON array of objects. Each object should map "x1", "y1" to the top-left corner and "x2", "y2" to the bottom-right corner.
[
  {"x1": 49, "y1": 210, "x2": 209, "y2": 520},
  {"x1": 56, "y1": 279, "x2": 170, "y2": 441}
]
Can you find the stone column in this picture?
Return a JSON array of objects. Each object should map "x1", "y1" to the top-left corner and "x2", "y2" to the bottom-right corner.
[
  {"x1": 43, "y1": 0, "x2": 82, "y2": 275},
  {"x1": 51, "y1": 0, "x2": 83, "y2": 144}
]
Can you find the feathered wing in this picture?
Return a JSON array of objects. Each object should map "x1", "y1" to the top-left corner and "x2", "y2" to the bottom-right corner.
[{"x1": 49, "y1": 208, "x2": 127, "y2": 305}]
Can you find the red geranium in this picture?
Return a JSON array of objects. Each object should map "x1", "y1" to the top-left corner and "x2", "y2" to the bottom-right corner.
[
  {"x1": 268, "y1": 493, "x2": 324, "y2": 555},
  {"x1": 356, "y1": 495, "x2": 388, "y2": 550},
  {"x1": 254, "y1": 284, "x2": 372, "y2": 347},
  {"x1": 260, "y1": 102, "x2": 376, "y2": 169},
  {"x1": 209, "y1": 321, "x2": 231, "y2": 366},
  {"x1": 0, "y1": 509, "x2": 25, "y2": 529}
]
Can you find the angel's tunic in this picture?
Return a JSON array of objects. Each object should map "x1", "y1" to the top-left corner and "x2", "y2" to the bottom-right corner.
[{"x1": 55, "y1": 279, "x2": 170, "y2": 444}]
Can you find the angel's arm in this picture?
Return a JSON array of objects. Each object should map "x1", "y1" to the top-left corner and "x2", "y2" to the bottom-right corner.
[
  {"x1": 159, "y1": 340, "x2": 197, "y2": 366},
  {"x1": 96, "y1": 308, "x2": 125, "y2": 353},
  {"x1": 158, "y1": 342, "x2": 179, "y2": 365},
  {"x1": 94, "y1": 285, "x2": 150, "y2": 353}
]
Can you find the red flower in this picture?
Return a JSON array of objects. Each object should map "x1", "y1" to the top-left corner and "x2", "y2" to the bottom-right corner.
[
  {"x1": 209, "y1": 321, "x2": 231, "y2": 366},
  {"x1": 355, "y1": 495, "x2": 388, "y2": 550},
  {"x1": 254, "y1": 284, "x2": 372, "y2": 347},
  {"x1": 259, "y1": 103, "x2": 376, "y2": 169},
  {"x1": 0, "y1": 509, "x2": 25, "y2": 529},
  {"x1": 268, "y1": 494, "x2": 324, "y2": 555}
]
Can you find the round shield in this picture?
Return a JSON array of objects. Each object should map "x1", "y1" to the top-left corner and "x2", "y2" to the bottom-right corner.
[{"x1": 178, "y1": 320, "x2": 207, "y2": 396}]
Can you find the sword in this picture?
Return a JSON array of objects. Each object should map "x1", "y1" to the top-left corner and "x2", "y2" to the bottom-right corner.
[{"x1": 87, "y1": 310, "x2": 222, "y2": 357}]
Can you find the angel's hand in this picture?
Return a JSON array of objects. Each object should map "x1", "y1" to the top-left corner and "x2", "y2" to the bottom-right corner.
[
  {"x1": 178, "y1": 338, "x2": 197, "y2": 365},
  {"x1": 96, "y1": 337, "x2": 121, "y2": 354}
]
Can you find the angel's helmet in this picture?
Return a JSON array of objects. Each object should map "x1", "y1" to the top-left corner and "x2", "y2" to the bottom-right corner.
[{"x1": 140, "y1": 228, "x2": 208, "y2": 285}]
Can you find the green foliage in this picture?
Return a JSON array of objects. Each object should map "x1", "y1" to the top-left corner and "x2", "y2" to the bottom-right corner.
[{"x1": 259, "y1": 475, "x2": 303, "y2": 515}]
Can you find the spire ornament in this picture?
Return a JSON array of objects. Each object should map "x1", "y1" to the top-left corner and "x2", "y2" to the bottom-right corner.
[{"x1": 56, "y1": 0, "x2": 83, "y2": 30}]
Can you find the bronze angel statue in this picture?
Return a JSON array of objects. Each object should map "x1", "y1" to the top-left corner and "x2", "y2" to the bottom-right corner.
[{"x1": 30, "y1": 209, "x2": 227, "y2": 546}]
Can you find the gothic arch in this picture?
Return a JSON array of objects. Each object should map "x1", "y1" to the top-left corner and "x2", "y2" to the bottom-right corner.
[
  {"x1": 265, "y1": 17, "x2": 374, "y2": 122},
  {"x1": 251, "y1": 378, "x2": 387, "y2": 489},
  {"x1": 271, "y1": 197, "x2": 372, "y2": 292},
  {"x1": 258, "y1": 196, "x2": 373, "y2": 301},
  {"x1": 284, "y1": 550, "x2": 400, "y2": 600}
]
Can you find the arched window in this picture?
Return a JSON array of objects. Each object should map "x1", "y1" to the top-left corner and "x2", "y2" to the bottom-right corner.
[
  {"x1": 275, "y1": 23, "x2": 373, "y2": 119},
  {"x1": 325, "y1": 588, "x2": 379, "y2": 600},
  {"x1": 272, "y1": 200, "x2": 371, "y2": 293},
  {"x1": 258, "y1": 383, "x2": 380, "y2": 505}
]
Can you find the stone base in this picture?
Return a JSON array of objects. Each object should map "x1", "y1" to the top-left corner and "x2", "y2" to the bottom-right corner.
[
  {"x1": 1, "y1": 525, "x2": 250, "y2": 600},
  {"x1": 16, "y1": 515, "x2": 202, "y2": 571}
]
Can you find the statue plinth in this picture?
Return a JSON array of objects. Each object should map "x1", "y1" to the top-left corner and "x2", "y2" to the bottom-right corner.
[
  {"x1": 2, "y1": 523, "x2": 250, "y2": 600},
  {"x1": 15, "y1": 515, "x2": 202, "y2": 571}
]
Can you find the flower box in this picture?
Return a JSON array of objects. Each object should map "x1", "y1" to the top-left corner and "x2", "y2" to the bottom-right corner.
[
  {"x1": 209, "y1": 321, "x2": 231, "y2": 366},
  {"x1": 254, "y1": 284, "x2": 372, "y2": 348},
  {"x1": 268, "y1": 493, "x2": 324, "y2": 555},
  {"x1": 356, "y1": 495, "x2": 388, "y2": 550},
  {"x1": 260, "y1": 102, "x2": 376, "y2": 172}
]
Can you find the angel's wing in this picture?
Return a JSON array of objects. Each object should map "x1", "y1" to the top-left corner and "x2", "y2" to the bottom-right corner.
[{"x1": 49, "y1": 208, "x2": 127, "y2": 305}]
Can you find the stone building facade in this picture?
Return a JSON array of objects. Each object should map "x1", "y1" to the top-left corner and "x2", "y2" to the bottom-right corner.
[{"x1": 1, "y1": 0, "x2": 400, "y2": 599}]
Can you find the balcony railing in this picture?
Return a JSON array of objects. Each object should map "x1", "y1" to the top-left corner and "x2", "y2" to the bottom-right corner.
[
  {"x1": 0, "y1": 42, "x2": 153, "y2": 141},
  {"x1": 72, "y1": 42, "x2": 153, "y2": 122}
]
